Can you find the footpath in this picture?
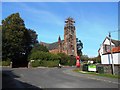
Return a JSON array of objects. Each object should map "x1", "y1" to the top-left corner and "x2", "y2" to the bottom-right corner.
[{"x1": 63, "y1": 68, "x2": 120, "y2": 85}]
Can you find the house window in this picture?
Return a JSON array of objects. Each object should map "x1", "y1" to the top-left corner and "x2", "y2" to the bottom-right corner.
[
  {"x1": 104, "y1": 45, "x2": 115, "y2": 53},
  {"x1": 105, "y1": 45, "x2": 110, "y2": 52}
]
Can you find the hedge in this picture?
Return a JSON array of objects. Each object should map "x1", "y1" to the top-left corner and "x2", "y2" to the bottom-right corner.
[
  {"x1": 2, "y1": 60, "x2": 11, "y2": 66},
  {"x1": 31, "y1": 60, "x2": 59, "y2": 67},
  {"x1": 29, "y1": 51, "x2": 60, "y2": 61},
  {"x1": 29, "y1": 52, "x2": 76, "y2": 67}
]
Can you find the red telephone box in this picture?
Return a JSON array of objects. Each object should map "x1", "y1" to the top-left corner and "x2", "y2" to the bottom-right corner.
[{"x1": 76, "y1": 56, "x2": 80, "y2": 67}]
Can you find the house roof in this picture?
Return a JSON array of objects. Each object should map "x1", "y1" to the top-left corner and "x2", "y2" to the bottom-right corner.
[
  {"x1": 106, "y1": 37, "x2": 120, "y2": 47},
  {"x1": 103, "y1": 46, "x2": 120, "y2": 55},
  {"x1": 112, "y1": 46, "x2": 120, "y2": 53},
  {"x1": 40, "y1": 40, "x2": 64, "y2": 50},
  {"x1": 48, "y1": 42, "x2": 59, "y2": 50},
  {"x1": 98, "y1": 37, "x2": 120, "y2": 53}
]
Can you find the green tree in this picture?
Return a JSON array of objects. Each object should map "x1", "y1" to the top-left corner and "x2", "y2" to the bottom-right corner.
[
  {"x1": 76, "y1": 38, "x2": 83, "y2": 56},
  {"x1": 81, "y1": 55, "x2": 89, "y2": 61},
  {"x1": 89, "y1": 55, "x2": 101, "y2": 63},
  {"x1": 23, "y1": 29, "x2": 38, "y2": 60},
  {"x1": 0, "y1": 25, "x2": 1, "y2": 30},
  {"x1": 27, "y1": 29, "x2": 38, "y2": 46},
  {"x1": 57, "y1": 53, "x2": 70, "y2": 65},
  {"x1": 31, "y1": 44, "x2": 49, "y2": 53},
  {"x1": 2, "y1": 13, "x2": 38, "y2": 64},
  {"x1": 29, "y1": 51, "x2": 60, "y2": 61},
  {"x1": 2, "y1": 13, "x2": 26, "y2": 61}
]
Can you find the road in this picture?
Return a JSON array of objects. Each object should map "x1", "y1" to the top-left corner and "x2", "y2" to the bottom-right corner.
[{"x1": 2, "y1": 67, "x2": 119, "y2": 89}]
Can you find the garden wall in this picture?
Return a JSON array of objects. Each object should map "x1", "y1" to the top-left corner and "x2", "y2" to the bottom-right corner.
[{"x1": 97, "y1": 64, "x2": 120, "y2": 75}]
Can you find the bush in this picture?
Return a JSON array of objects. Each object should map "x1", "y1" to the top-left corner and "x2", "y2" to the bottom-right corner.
[
  {"x1": 31, "y1": 44, "x2": 49, "y2": 53},
  {"x1": 57, "y1": 53, "x2": 76, "y2": 66},
  {"x1": 0, "y1": 61, "x2": 2, "y2": 66},
  {"x1": 31, "y1": 60, "x2": 40, "y2": 67},
  {"x1": 29, "y1": 51, "x2": 60, "y2": 61},
  {"x1": 2, "y1": 59, "x2": 11, "y2": 66},
  {"x1": 68, "y1": 56, "x2": 76, "y2": 66},
  {"x1": 40, "y1": 60, "x2": 59, "y2": 67},
  {"x1": 29, "y1": 51, "x2": 61, "y2": 67},
  {"x1": 57, "y1": 53, "x2": 70, "y2": 65},
  {"x1": 30, "y1": 60, "x2": 59, "y2": 67}
]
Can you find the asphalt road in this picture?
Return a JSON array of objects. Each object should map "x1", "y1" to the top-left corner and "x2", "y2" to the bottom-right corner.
[{"x1": 2, "y1": 67, "x2": 119, "y2": 89}]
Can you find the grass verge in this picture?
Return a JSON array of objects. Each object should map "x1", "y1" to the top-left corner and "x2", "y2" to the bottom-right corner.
[{"x1": 73, "y1": 68, "x2": 120, "y2": 79}]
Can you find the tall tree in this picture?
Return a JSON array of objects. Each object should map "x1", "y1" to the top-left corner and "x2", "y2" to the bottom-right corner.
[
  {"x1": 28, "y1": 29, "x2": 38, "y2": 46},
  {"x1": 81, "y1": 55, "x2": 89, "y2": 61},
  {"x1": 76, "y1": 38, "x2": 83, "y2": 56},
  {"x1": 2, "y1": 13, "x2": 38, "y2": 63},
  {"x1": 2, "y1": 13, "x2": 25, "y2": 60},
  {"x1": 31, "y1": 44, "x2": 49, "y2": 53},
  {"x1": 23, "y1": 29, "x2": 38, "y2": 57}
]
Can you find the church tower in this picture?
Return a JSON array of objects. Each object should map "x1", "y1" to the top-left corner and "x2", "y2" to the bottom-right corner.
[{"x1": 64, "y1": 17, "x2": 77, "y2": 56}]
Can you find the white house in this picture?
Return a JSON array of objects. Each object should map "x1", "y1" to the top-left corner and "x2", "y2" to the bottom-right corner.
[{"x1": 98, "y1": 37, "x2": 120, "y2": 64}]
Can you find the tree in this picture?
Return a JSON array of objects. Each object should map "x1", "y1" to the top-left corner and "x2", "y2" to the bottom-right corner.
[
  {"x1": 27, "y1": 29, "x2": 38, "y2": 46},
  {"x1": 76, "y1": 38, "x2": 83, "y2": 56},
  {"x1": 57, "y1": 53, "x2": 70, "y2": 65},
  {"x1": 81, "y1": 55, "x2": 89, "y2": 61},
  {"x1": 31, "y1": 44, "x2": 49, "y2": 53},
  {"x1": 22, "y1": 29, "x2": 38, "y2": 59},
  {"x1": 0, "y1": 25, "x2": 1, "y2": 30},
  {"x1": 2, "y1": 13, "x2": 38, "y2": 66},
  {"x1": 2, "y1": 13, "x2": 26, "y2": 61},
  {"x1": 89, "y1": 55, "x2": 101, "y2": 63}
]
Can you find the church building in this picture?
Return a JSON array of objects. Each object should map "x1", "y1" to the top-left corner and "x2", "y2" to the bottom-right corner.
[{"x1": 40, "y1": 17, "x2": 77, "y2": 56}]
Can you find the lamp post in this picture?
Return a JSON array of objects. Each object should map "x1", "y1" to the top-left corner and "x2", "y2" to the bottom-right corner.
[{"x1": 109, "y1": 32, "x2": 115, "y2": 75}]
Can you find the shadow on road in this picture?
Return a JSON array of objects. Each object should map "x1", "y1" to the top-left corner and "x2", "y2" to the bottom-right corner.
[{"x1": 2, "y1": 69, "x2": 42, "y2": 90}]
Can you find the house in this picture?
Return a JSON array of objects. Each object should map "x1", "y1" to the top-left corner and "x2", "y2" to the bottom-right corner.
[{"x1": 98, "y1": 37, "x2": 120, "y2": 64}]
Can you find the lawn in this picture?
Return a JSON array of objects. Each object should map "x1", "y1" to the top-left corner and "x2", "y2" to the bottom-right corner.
[{"x1": 73, "y1": 68, "x2": 120, "y2": 79}]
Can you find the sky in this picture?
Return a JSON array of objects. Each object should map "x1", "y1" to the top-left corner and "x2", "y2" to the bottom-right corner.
[{"x1": 2, "y1": 2, "x2": 118, "y2": 57}]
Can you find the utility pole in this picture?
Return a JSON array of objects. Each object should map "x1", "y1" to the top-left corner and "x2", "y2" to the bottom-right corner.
[{"x1": 109, "y1": 32, "x2": 115, "y2": 75}]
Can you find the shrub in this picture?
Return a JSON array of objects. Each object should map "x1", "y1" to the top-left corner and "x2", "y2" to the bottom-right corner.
[
  {"x1": 68, "y1": 56, "x2": 76, "y2": 66},
  {"x1": 31, "y1": 60, "x2": 40, "y2": 67},
  {"x1": 49, "y1": 53, "x2": 60, "y2": 61},
  {"x1": 0, "y1": 61, "x2": 2, "y2": 66},
  {"x1": 29, "y1": 51, "x2": 60, "y2": 61},
  {"x1": 57, "y1": 53, "x2": 71, "y2": 65},
  {"x1": 31, "y1": 44, "x2": 49, "y2": 53},
  {"x1": 2, "y1": 59, "x2": 11, "y2": 66},
  {"x1": 58, "y1": 53, "x2": 76, "y2": 66},
  {"x1": 30, "y1": 60, "x2": 59, "y2": 67},
  {"x1": 40, "y1": 60, "x2": 59, "y2": 67}
]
